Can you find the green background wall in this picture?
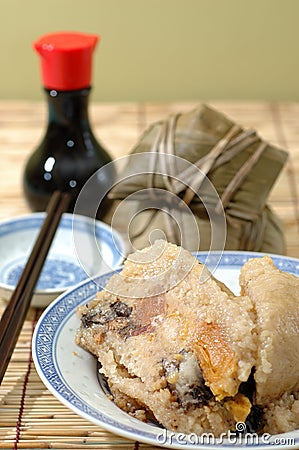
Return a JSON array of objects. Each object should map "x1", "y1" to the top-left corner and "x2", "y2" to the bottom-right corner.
[{"x1": 0, "y1": 0, "x2": 298, "y2": 102}]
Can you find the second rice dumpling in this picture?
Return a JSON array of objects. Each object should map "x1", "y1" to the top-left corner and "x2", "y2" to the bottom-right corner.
[{"x1": 105, "y1": 104, "x2": 288, "y2": 254}]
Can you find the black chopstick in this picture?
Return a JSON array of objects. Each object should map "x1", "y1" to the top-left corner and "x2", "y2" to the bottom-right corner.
[{"x1": 0, "y1": 191, "x2": 70, "y2": 384}]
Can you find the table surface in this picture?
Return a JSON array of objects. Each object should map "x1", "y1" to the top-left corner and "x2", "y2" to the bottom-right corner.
[{"x1": 0, "y1": 101, "x2": 298, "y2": 449}]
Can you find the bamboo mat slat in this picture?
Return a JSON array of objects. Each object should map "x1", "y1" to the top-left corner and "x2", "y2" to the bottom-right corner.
[{"x1": 0, "y1": 101, "x2": 299, "y2": 449}]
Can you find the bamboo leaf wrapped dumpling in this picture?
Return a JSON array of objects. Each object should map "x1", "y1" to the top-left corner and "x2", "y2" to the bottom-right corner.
[{"x1": 106, "y1": 104, "x2": 288, "y2": 253}]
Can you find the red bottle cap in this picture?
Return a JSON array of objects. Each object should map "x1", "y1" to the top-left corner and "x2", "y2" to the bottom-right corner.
[{"x1": 34, "y1": 31, "x2": 99, "y2": 91}]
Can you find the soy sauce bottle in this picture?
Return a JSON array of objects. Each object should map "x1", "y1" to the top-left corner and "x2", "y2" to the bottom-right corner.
[{"x1": 23, "y1": 31, "x2": 114, "y2": 218}]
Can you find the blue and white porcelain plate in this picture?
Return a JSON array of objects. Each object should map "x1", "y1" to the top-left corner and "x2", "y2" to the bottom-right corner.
[
  {"x1": 0, "y1": 213, "x2": 125, "y2": 307},
  {"x1": 32, "y1": 251, "x2": 299, "y2": 449}
]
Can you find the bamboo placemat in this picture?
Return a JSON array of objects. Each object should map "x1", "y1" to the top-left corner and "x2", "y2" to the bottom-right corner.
[{"x1": 0, "y1": 101, "x2": 298, "y2": 449}]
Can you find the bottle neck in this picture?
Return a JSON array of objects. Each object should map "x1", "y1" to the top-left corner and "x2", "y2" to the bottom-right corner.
[{"x1": 44, "y1": 87, "x2": 91, "y2": 126}]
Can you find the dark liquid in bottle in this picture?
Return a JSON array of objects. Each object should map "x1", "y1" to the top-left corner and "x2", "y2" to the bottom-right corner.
[{"x1": 23, "y1": 88, "x2": 114, "y2": 219}]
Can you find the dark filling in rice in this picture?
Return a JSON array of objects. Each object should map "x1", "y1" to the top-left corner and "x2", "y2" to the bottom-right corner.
[
  {"x1": 239, "y1": 369, "x2": 265, "y2": 433},
  {"x1": 81, "y1": 300, "x2": 132, "y2": 328},
  {"x1": 161, "y1": 350, "x2": 214, "y2": 409}
]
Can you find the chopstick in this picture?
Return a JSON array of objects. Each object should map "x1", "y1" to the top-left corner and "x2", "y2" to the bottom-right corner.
[{"x1": 0, "y1": 190, "x2": 70, "y2": 384}]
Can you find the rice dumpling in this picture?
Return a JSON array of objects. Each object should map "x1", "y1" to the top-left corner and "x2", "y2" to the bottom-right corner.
[{"x1": 105, "y1": 104, "x2": 288, "y2": 253}]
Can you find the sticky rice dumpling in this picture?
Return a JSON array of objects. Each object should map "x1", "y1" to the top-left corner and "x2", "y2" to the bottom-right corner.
[
  {"x1": 76, "y1": 241, "x2": 257, "y2": 436},
  {"x1": 106, "y1": 104, "x2": 288, "y2": 254},
  {"x1": 76, "y1": 241, "x2": 299, "y2": 436},
  {"x1": 239, "y1": 256, "x2": 299, "y2": 403}
]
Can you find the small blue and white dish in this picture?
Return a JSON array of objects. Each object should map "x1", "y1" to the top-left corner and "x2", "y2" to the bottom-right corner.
[{"x1": 0, "y1": 213, "x2": 125, "y2": 308}]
